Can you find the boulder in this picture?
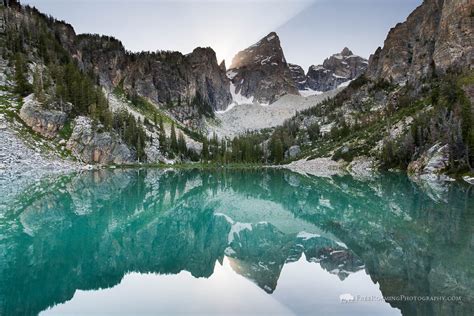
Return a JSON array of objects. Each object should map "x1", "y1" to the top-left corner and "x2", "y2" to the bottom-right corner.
[
  {"x1": 66, "y1": 116, "x2": 135, "y2": 164},
  {"x1": 19, "y1": 95, "x2": 69, "y2": 139},
  {"x1": 285, "y1": 145, "x2": 301, "y2": 160},
  {"x1": 408, "y1": 143, "x2": 450, "y2": 180}
]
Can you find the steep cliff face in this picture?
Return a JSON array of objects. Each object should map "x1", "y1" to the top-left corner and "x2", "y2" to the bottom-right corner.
[
  {"x1": 288, "y1": 63, "x2": 307, "y2": 90},
  {"x1": 367, "y1": 0, "x2": 473, "y2": 83},
  {"x1": 227, "y1": 32, "x2": 299, "y2": 104},
  {"x1": 305, "y1": 48, "x2": 368, "y2": 92},
  {"x1": 74, "y1": 35, "x2": 232, "y2": 113}
]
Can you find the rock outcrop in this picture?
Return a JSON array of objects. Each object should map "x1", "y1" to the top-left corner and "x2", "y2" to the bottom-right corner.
[
  {"x1": 19, "y1": 95, "x2": 70, "y2": 139},
  {"x1": 66, "y1": 116, "x2": 135, "y2": 164},
  {"x1": 407, "y1": 143, "x2": 451, "y2": 180},
  {"x1": 227, "y1": 32, "x2": 299, "y2": 104},
  {"x1": 288, "y1": 63, "x2": 307, "y2": 90},
  {"x1": 285, "y1": 145, "x2": 301, "y2": 159},
  {"x1": 367, "y1": 0, "x2": 473, "y2": 84},
  {"x1": 304, "y1": 48, "x2": 368, "y2": 92}
]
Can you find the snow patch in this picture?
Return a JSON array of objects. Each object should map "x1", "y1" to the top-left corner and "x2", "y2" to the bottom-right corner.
[
  {"x1": 228, "y1": 222, "x2": 253, "y2": 243},
  {"x1": 229, "y1": 82, "x2": 254, "y2": 106},
  {"x1": 226, "y1": 70, "x2": 238, "y2": 80},
  {"x1": 332, "y1": 73, "x2": 349, "y2": 79},
  {"x1": 336, "y1": 241, "x2": 348, "y2": 249},
  {"x1": 224, "y1": 247, "x2": 236, "y2": 256},
  {"x1": 319, "y1": 198, "x2": 333, "y2": 209},
  {"x1": 267, "y1": 34, "x2": 276, "y2": 41},
  {"x1": 310, "y1": 65, "x2": 326, "y2": 71},
  {"x1": 299, "y1": 89, "x2": 323, "y2": 97},
  {"x1": 337, "y1": 79, "x2": 353, "y2": 89},
  {"x1": 297, "y1": 231, "x2": 321, "y2": 240},
  {"x1": 214, "y1": 212, "x2": 234, "y2": 224},
  {"x1": 260, "y1": 56, "x2": 272, "y2": 65},
  {"x1": 215, "y1": 102, "x2": 238, "y2": 114}
]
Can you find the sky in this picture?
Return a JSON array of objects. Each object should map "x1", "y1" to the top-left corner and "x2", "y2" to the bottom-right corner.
[{"x1": 22, "y1": 0, "x2": 422, "y2": 71}]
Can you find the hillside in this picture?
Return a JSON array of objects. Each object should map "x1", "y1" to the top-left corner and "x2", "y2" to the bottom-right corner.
[{"x1": 220, "y1": 0, "x2": 474, "y2": 181}]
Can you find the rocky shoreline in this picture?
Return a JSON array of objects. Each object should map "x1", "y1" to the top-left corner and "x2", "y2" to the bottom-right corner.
[{"x1": 0, "y1": 113, "x2": 81, "y2": 210}]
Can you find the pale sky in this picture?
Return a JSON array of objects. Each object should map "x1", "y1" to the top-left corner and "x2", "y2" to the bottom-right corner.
[{"x1": 23, "y1": 0, "x2": 421, "y2": 71}]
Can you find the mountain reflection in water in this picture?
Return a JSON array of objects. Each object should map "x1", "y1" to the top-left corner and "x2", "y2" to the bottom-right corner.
[{"x1": 0, "y1": 169, "x2": 472, "y2": 315}]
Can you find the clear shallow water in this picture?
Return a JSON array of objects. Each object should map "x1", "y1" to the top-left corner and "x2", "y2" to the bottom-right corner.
[{"x1": 0, "y1": 169, "x2": 473, "y2": 316}]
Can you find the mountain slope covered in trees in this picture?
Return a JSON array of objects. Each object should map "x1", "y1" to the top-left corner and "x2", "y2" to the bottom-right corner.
[{"x1": 202, "y1": 0, "x2": 474, "y2": 179}]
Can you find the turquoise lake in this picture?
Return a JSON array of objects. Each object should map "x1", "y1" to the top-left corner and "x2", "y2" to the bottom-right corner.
[{"x1": 0, "y1": 169, "x2": 473, "y2": 315}]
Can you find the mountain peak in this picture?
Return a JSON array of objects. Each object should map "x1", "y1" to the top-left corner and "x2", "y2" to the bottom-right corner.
[
  {"x1": 227, "y1": 31, "x2": 297, "y2": 104},
  {"x1": 341, "y1": 47, "x2": 353, "y2": 56},
  {"x1": 219, "y1": 60, "x2": 226, "y2": 72},
  {"x1": 230, "y1": 31, "x2": 284, "y2": 70},
  {"x1": 263, "y1": 32, "x2": 278, "y2": 42},
  {"x1": 295, "y1": 49, "x2": 368, "y2": 92}
]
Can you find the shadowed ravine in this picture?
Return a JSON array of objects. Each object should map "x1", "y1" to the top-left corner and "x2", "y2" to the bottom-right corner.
[{"x1": 0, "y1": 169, "x2": 473, "y2": 315}]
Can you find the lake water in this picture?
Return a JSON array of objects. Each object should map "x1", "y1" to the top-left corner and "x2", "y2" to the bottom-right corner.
[{"x1": 0, "y1": 168, "x2": 473, "y2": 315}]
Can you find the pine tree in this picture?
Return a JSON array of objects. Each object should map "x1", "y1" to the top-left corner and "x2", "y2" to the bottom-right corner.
[
  {"x1": 103, "y1": 110, "x2": 113, "y2": 131},
  {"x1": 13, "y1": 53, "x2": 32, "y2": 97},
  {"x1": 202, "y1": 138, "x2": 209, "y2": 162},
  {"x1": 170, "y1": 122, "x2": 178, "y2": 153},
  {"x1": 270, "y1": 137, "x2": 284, "y2": 163},
  {"x1": 220, "y1": 138, "x2": 227, "y2": 163},
  {"x1": 32, "y1": 66, "x2": 46, "y2": 103},
  {"x1": 136, "y1": 133, "x2": 142, "y2": 162},
  {"x1": 159, "y1": 117, "x2": 167, "y2": 152},
  {"x1": 178, "y1": 132, "x2": 186, "y2": 154}
]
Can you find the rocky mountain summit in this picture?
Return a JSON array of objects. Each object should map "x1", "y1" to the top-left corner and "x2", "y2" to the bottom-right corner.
[
  {"x1": 367, "y1": 0, "x2": 473, "y2": 83},
  {"x1": 227, "y1": 32, "x2": 298, "y2": 104},
  {"x1": 287, "y1": 48, "x2": 368, "y2": 94},
  {"x1": 304, "y1": 48, "x2": 368, "y2": 92}
]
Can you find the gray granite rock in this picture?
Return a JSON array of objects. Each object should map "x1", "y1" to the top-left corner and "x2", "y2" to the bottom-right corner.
[
  {"x1": 285, "y1": 145, "x2": 301, "y2": 159},
  {"x1": 367, "y1": 0, "x2": 473, "y2": 84},
  {"x1": 305, "y1": 48, "x2": 367, "y2": 92},
  {"x1": 67, "y1": 116, "x2": 135, "y2": 164},
  {"x1": 19, "y1": 95, "x2": 70, "y2": 139}
]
